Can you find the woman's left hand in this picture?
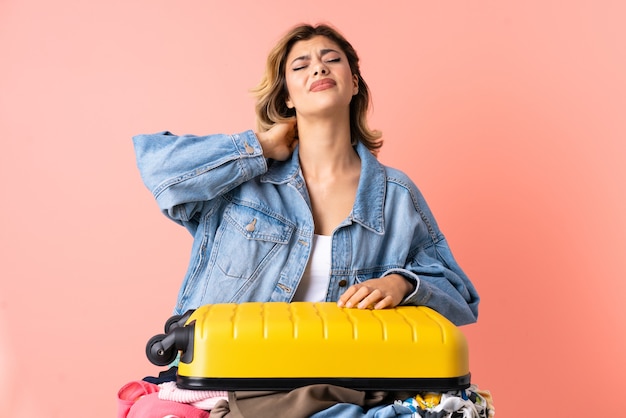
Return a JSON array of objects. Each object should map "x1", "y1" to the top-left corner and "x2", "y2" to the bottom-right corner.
[{"x1": 337, "y1": 274, "x2": 414, "y2": 309}]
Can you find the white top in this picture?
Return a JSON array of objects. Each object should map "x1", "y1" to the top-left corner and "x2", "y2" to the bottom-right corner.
[{"x1": 292, "y1": 234, "x2": 332, "y2": 302}]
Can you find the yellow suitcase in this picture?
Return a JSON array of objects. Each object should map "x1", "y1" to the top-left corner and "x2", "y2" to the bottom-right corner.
[{"x1": 146, "y1": 302, "x2": 470, "y2": 391}]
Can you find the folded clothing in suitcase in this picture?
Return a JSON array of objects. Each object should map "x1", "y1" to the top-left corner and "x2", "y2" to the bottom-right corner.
[{"x1": 146, "y1": 302, "x2": 470, "y2": 392}]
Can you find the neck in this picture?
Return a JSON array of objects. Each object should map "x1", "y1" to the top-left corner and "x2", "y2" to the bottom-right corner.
[{"x1": 296, "y1": 116, "x2": 358, "y2": 179}]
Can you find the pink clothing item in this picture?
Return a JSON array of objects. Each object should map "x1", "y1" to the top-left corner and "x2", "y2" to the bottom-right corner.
[
  {"x1": 128, "y1": 392, "x2": 210, "y2": 418},
  {"x1": 118, "y1": 381, "x2": 160, "y2": 418},
  {"x1": 158, "y1": 381, "x2": 228, "y2": 410}
]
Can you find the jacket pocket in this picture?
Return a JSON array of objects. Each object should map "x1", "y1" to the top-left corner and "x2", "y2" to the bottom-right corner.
[{"x1": 213, "y1": 203, "x2": 294, "y2": 283}]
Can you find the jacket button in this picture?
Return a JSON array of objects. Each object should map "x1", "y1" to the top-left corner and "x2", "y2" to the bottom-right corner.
[
  {"x1": 338, "y1": 279, "x2": 347, "y2": 287},
  {"x1": 244, "y1": 142, "x2": 255, "y2": 154},
  {"x1": 245, "y1": 218, "x2": 257, "y2": 232}
]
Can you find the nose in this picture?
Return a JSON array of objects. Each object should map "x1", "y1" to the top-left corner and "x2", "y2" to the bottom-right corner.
[{"x1": 313, "y1": 63, "x2": 328, "y2": 76}]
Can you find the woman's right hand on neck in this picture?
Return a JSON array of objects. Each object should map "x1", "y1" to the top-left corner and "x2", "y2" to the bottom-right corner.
[{"x1": 255, "y1": 118, "x2": 298, "y2": 161}]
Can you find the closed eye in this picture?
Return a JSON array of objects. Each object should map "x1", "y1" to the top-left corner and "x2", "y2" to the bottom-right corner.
[{"x1": 293, "y1": 58, "x2": 337, "y2": 70}]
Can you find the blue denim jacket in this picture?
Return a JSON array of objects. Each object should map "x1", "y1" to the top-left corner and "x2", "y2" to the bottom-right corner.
[{"x1": 133, "y1": 130, "x2": 479, "y2": 325}]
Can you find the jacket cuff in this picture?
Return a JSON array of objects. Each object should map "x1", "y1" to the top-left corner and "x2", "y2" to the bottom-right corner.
[
  {"x1": 382, "y1": 268, "x2": 430, "y2": 306},
  {"x1": 234, "y1": 130, "x2": 267, "y2": 178}
]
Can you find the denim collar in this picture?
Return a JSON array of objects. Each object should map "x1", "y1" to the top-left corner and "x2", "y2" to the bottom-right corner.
[{"x1": 261, "y1": 142, "x2": 386, "y2": 234}]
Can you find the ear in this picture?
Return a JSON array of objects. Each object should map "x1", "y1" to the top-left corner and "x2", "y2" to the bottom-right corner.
[
  {"x1": 286, "y1": 96, "x2": 294, "y2": 109},
  {"x1": 352, "y1": 74, "x2": 359, "y2": 95}
]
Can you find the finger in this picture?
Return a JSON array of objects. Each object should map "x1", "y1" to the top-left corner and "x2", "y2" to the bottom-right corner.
[
  {"x1": 356, "y1": 288, "x2": 382, "y2": 309},
  {"x1": 337, "y1": 285, "x2": 359, "y2": 307},
  {"x1": 373, "y1": 295, "x2": 395, "y2": 310},
  {"x1": 344, "y1": 286, "x2": 374, "y2": 308}
]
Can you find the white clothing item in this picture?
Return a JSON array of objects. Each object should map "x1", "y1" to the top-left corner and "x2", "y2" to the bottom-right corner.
[
  {"x1": 293, "y1": 234, "x2": 332, "y2": 302},
  {"x1": 158, "y1": 381, "x2": 228, "y2": 410},
  {"x1": 433, "y1": 393, "x2": 481, "y2": 418}
]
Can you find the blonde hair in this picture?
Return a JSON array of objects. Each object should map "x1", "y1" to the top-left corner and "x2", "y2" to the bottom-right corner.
[{"x1": 251, "y1": 24, "x2": 383, "y2": 154}]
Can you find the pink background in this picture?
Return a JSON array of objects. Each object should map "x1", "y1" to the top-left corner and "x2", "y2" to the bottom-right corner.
[{"x1": 1, "y1": 1, "x2": 625, "y2": 417}]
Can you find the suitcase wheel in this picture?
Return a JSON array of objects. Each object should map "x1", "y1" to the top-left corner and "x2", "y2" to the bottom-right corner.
[
  {"x1": 146, "y1": 333, "x2": 178, "y2": 366},
  {"x1": 164, "y1": 309, "x2": 195, "y2": 333}
]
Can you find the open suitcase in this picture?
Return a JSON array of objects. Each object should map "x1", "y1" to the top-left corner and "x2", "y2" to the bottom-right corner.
[{"x1": 146, "y1": 302, "x2": 470, "y2": 392}]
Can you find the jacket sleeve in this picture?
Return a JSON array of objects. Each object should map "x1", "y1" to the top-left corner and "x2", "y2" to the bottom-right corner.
[
  {"x1": 383, "y1": 185, "x2": 480, "y2": 326},
  {"x1": 132, "y1": 130, "x2": 267, "y2": 224},
  {"x1": 386, "y1": 237, "x2": 480, "y2": 326}
]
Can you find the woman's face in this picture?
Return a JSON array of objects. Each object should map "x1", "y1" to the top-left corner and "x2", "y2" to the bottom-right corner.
[{"x1": 284, "y1": 35, "x2": 358, "y2": 118}]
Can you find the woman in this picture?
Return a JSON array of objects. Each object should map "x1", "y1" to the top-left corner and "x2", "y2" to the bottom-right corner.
[{"x1": 133, "y1": 24, "x2": 479, "y2": 326}]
